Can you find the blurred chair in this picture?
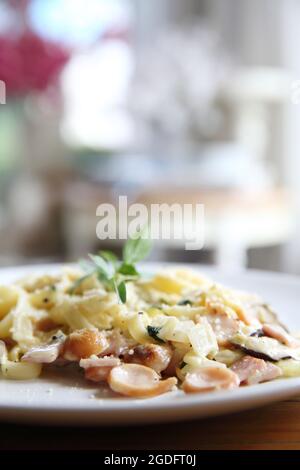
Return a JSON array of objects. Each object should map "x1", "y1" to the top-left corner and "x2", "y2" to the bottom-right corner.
[{"x1": 62, "y1": 178, "x2": 293, "y2": 270}]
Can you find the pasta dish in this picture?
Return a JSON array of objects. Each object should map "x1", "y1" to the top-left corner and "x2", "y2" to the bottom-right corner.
[{"x1": 0, "y1": 233, "x2": 299, "y2": 398}]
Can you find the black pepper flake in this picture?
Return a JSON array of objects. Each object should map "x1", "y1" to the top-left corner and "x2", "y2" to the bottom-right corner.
[{"x1": 178, "y1": 299, "x2": 192, "y2": 306}]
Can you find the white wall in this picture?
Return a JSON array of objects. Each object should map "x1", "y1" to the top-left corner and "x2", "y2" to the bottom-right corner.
[
  {"x1": 203, "y1": 0, "x2": 300, "y2": 273},
  {"x1": 132, "y1": 0, "x2": 300, "y2": 273},
  {"x1": 278, "y1": 0, "x2": 300, "y2": 273}
]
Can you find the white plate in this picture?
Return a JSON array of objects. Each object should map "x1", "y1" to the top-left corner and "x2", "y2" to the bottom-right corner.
[{"x1": 0, "y1": 263, "x2": 300, "y2": 426}]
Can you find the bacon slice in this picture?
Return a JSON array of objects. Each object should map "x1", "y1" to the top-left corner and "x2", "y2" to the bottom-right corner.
[
  {"x1": 108, "y1": 364, "x2": 177, "y2": 397},
  {"x1": 205, "y1": 298, "x2": 260, "y2": 327},
  {"x1": 80, "y1": 356, "x2": 121, "y2": 383},
  {"x1": 36, "y1": 318, "x2": 60, "y2": 333},
  {"x1": 230, "y1": 355, "x2": 282, "y2": 385},
  {"x1": 79, "y1": 356, "x2": 120, "y2": 369},
  {"x1": 124, "y1": 344, "x2": 172, "y2": 373},
  {"x1": 204, "y1": 314, "x2": 240, "y2": 346},
  {"x1": 22, "y1": 335, "x2": 66, "y2": 364},
  {"x1": 22, "y1": 343, "x2": 62, "y2": 364},
  {"x1": 182, "y1": 366, "x2": 240, "y2": 393},
  {"x1": 263, "y1": 323, "x2": 300, "y2": 348},
  {"x1": 97, "y1": 330, "x2": 136, "y2": 357},
  {"x1": 62, "y1": 329, "x2": 109, "y2": 361},
  {"x1": 163, "y1": 346, "x2": 190, "y2": 377}
]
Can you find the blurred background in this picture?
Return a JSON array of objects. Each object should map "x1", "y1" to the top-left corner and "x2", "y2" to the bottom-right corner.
[{"x1": 0, "y1": 0, "x2": 299, "y2": 273}]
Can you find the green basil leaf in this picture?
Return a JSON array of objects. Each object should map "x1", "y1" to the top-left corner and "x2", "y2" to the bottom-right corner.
[
  {"x1": 117, "y1": 281, "x2": 127, "y2": 304},
  {"x1": 97, "y1": 271, "x2": 109, "y2": 284},
  {"x1": 88, "y1": 254, "x2": 114, "y2": 280},
  {"x1": 78, "y1": 259, "x2": 95, "y2": 273},
  {"x1": 98, "y1": 250, "x2": 118, "y2": 266},
  {"x1": 69, "y1": 272, "x2": 94, "y2": 294},
  {"x1": 117, "y1": 263, "x2": 139, "y2": 276},
  {"x1": 123, "y1": 226, "x2": 152, "y2": 265},
  {"x1": 106, "y1": 278, "x2": 116, "y2": 291}
]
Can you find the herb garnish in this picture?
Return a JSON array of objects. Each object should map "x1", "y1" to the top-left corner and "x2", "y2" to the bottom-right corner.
[
  {"x1": 123, "y1": 226, "x2": 152, "y2": 265},
  {"x1": 69, "y1": 226, "x2": 152, "y2": 303},
  {"x1": 147, "y1": 325, "x2": 164, "y2": 343},
  {"x1": 177, "y1": 299, "x2": 192, "y2": 306}
]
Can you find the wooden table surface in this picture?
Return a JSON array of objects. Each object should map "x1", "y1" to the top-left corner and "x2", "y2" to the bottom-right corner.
[{"x1": 1, "y1": 397, "x2": 300, "y2": 450}]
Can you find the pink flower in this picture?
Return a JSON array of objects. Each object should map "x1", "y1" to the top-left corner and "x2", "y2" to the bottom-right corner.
[{"x1": 0, "y1": 31, "x2": 69, "y2": 97}]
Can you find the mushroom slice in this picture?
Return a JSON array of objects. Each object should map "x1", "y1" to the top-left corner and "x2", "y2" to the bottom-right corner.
[
  {"x1": 250, "y1": 329, "x2": 264, "y2": 337},
  {"x1": 182, "y1": 366, "x2": 239, "y2": 394},
  {"x1": 22, "y1": 333, "x2": 66, "y2": 364},
  {"x1": 230, "y1": 333, "x2": 294, "y2": 361},
  {"x1": 108, "y1": 364, "x2": 177, "y2": 397},
  {"x1": 231, "y1": 355, "x2": 282, "y2": 385},
  {"x1": 262, "y1": 323, "x2": 300, "y2": 348}
]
